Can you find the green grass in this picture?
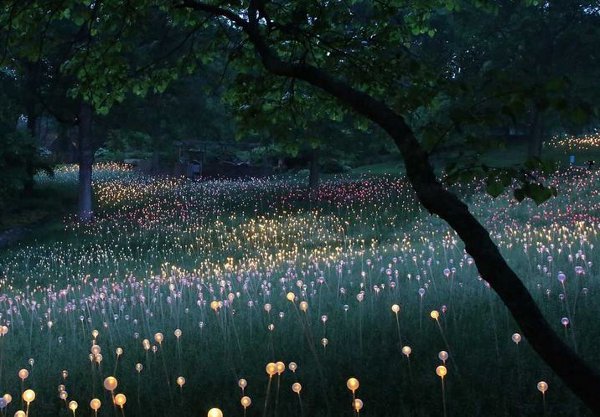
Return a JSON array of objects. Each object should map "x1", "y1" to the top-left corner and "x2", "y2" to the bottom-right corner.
[{"x1": 0, "y1": 139, "x2": 598, "y2": 417}]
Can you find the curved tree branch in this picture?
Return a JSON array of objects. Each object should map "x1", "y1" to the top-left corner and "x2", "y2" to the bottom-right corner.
[{"x1": 179, "y1": 1, "x2": 600, "y2": 413}]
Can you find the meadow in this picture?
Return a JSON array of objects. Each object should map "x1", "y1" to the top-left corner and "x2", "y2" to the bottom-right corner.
[{"x1": 0, "y1": 137, "x2": 599, "y2": 417}]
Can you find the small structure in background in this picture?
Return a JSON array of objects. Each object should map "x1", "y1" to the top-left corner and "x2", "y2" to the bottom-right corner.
[{"x1": 175, "y1": 140, "x2": 272, "y2": 179}]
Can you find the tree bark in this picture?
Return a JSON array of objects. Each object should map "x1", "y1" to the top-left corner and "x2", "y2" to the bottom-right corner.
[
  {"x1": 77, "y1": 102, "x2": 94, "y2": 222},
  {"x1": 308, "y1": 148, "x2": 320, "y2": 189},
  {"x1": 23, "y1": 60, "x2": 40, "y2": 197},
  {"x1": 527, "y1": 107, "x2": 544, "y2": 159},
  {"x1": 180, "y1": 2, "x2": 600, "y2": 413}
]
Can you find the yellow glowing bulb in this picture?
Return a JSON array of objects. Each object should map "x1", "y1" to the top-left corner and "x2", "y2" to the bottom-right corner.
[
  {"x1": 430, "y1": 310, "x2": 440, "y2": 320},
  {"x1": 103, "y1": 376, "x2": 118, "y2": 392},
  {"x1": 353, "y1": 399, "x2": 363, "y2": 412},
  {"x1": 207, "y1": 408, "x2": 223, "y2": 417},
  {"x1": 537, "y1": 381, "x2": 548, "y2": 394},
  {"x1": 4, "y1": 394, "x2": 12, "y2": 404},
  {"x1": 436, "y1": 366, "x2": 447, "y2": 378},
  {"x1": 266, "y1": 363, "x2": 277, "y2": 377},
  {"x1": 154, "y1": 333, "x2": 164, "y2": 344},
  {"x1": 276, "y1": 361, "x2": 285, "y2": 375},
  {"x1": 402, "y1": 346, "x2": 412, "y2": 357},
  {"x1": 114, "y1": 394, "x2": 126, "y2": 408},
  {"x1": 241, "y1": 396, "x2": 252, "y2": 408},
  {"x1": 177, "y1": 376, "x2": 186, "y2": 387},
  {"x1": 346, "y1": 377, "x2": 359, "y2": 393},
  {"x1": 14, "y1": 411, "x2": 25, "y2": 417},
  {"x1": 18, "y1": 369, "x2": 29, "y2": 380},
  {"x1": 90, "y1": 398, "x2": 101, "y2": 411},
  {"x1": 210, "y1": 301, "x2": 220, "y2": 312},
  {"x1": 68, "y1": 401, "x2": 78, "y2": 412},
  {"x1": 238, "y1": 378, "x2": 247, "y2": 390},
  {"x1": 391, "y1": 304, "x2": 400, "y2": 313},
  {"x1": 286, "y1": 292, "x2": 295, "y2": 302},
  {"x1": 22, "y1": 389, "x2": 35, "y2": 404},
  {"x1": 299, "y1": 301, "x2": 308, "y2": 312},
  {"x1": 292, "y1": 382, "x2": 302, "y2": 394}
]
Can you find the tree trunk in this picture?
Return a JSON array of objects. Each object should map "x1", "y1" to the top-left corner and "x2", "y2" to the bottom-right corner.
[
  {"x1": 77, "y1": 102, "x2": 94, "y2": 222},
  {"x1": 23, "y1": 61, "x2": 40, "y2": 197},
  {"x1": 527, "y1": 108, "x2": 544, "y2": 159},
  {"x1": 183, "y1": 3, "x2": 600, "y2": 413},
  {"x1": 22, "y1": 111, "x2": 37, "y2": 197},
  {"x1": 308, "y1": 148, "x2": 320, "y2": 189}
]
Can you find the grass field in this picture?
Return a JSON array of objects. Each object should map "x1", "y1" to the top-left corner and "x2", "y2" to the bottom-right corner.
[{"x1": 0, "y1": 137, "x2": 599, "y2": 417}]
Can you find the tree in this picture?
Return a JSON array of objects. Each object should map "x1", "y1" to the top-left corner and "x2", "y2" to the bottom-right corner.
[
  {"x1": 1, "y1": 0, "x2": 220, "y2": 220},
  {"x1": 178, "y1": 0, "x2": 600, "y2": 412},
  {"x1": 417, "y1": 0, "x2": 600, "y2": 159},
  {"x1": 2, "y1": 0, "x2": 600, "y2": 412}
]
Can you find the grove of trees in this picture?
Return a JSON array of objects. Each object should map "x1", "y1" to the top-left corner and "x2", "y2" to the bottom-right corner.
[{"x1": 1, "y1": 0, "x2": 599, "y2": 412}]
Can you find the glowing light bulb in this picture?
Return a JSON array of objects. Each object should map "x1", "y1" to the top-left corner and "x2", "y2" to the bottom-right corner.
[
  {"x1": 207, "y1": 408, "x2": 223, "y2": 417},
  {"x1": 114, "y1": 394, "x2": 126, "y2": 408},
  {"x1": 266, "y1": 363, "x2": 277, "y2": 377},
  {"x1": 18, "y1": 369, "x2": 29, "y2": 380},
  {"x1": 286, "y1": 292, "x2": 295, "y2": 302},
  {"x1": 276, "y1": 361, "x2": 285, "y2": 375},
  {"x1": 90, "y1": 398, "x2": 101, "y2": 411},
  {"x1": 103, "y1": 376, "x2": 118, "y2": 392},
  {"x1": 353, "y1": 399, "x2": 363, "y2": 412},
  {"x1": 292, "y1": 382, "x2": 302, "y2": 394},
  {"x1": 512, "y1": 333, "x2": 522, "y2": 344},
  {"x1": 68, "y1": 401, "x2": 78, "y2": 412},
  {"x1": 402, "y1": 346, "x2": 412, "y2": 357},
  {"x1": 176, "y1": 377, "x2": 186, "y2": 387},
  {"x1": 241, "y1": 396, "x2": 251, "y2": 408},
  {"x1": 288, "y1": 362, "x2": 297, "y2": 372},
  {"x1": 238, "y1": 379, "x2": 247, "y2": 390},
  {"x1": 154, "y1": 332, "x2": 164, "y2": 344},
  {"x1": 430, "y1": 310, "x2": 440, "y2": 320},
  {"x1": 391, "y1": 304, "x2": 400, "y2": 313},
  {"x1": 436, "y1": 366, "x2": 447, "y2": 378},
  {"x1": 537, "y1": 381, "x2": 548, "y2": 394},
  {"x1": 22, "y1": 389, "x2": 35, "y2": 404},
  {"x1": 346, "y1": 377, "x2": 359, "y2": 393}
]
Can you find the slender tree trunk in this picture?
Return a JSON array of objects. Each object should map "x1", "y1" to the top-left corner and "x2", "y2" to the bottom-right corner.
[
  {"x1": 23, "y1": 61, "x2": 40, "y2": 197},
  {"x1": 77, "y1": 102, "x2": 94, "y2": 222},
  {"x1": 308, "y1": 148, "x2": 320, "y2": 189},
  {"x1": 527, "y1": 108, "x2": 544, "y2": 159},
  {"x1": 22, "y1": 113, "x2": 37, "y2": 197}
]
